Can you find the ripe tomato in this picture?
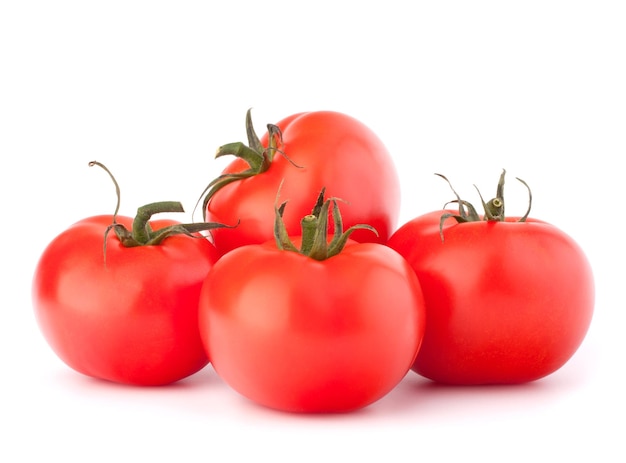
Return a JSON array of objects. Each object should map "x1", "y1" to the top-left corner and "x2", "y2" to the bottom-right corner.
[
  {"x1": 201, "y1": 110, "x2": 401, "y2": 256},
  {"x1": 387, "y1": 172, "x2": 595, "y2": 385},
  {"x1": 32, "y1": 163, "x2": 223, "y2": 386},
  {"x1": 33, "y1": 214, "x2": 220, "y2": 386},
  {"x1": 198, "y1": 191, "x2": 425, "y2": 412}
]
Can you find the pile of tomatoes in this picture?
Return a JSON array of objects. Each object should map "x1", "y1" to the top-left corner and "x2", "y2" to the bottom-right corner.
[{"x1": 32, "y1": 110, "x2": 595, "y2": 413}]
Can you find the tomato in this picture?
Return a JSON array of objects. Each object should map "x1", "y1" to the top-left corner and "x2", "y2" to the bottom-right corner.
[
  {"x1": 32, "y1": 163, "x2": 223, "y2": 386},
  {"x1": 387, "y1": 172, "x2": 595, "y2": 385},
  {"x1": 198, "y1": 190, "x2": 425, "y2": 412},
  {"x1": 201, "y1": 110, "x2": 401, "y2": 256}
]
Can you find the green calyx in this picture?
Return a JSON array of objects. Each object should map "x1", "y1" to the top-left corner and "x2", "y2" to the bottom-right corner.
[
  {"x1": 437, "y1": 169, "x2": 533, "y2": 241},
  {"x1": 274, "y1": 187, "x2": 378, "y2": 261},
  {"x1": 197, "y1": 109, "x2": 302, "y2": 220},
  {"x1": 89, "y1": 161, "x2": 232, "y2": 249},
  {"x1": 108, "y1": 201, "x2": 229, "y2": 248}
]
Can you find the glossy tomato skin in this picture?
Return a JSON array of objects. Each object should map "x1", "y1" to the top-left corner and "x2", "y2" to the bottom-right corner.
[
  {"x1": 387, "y1": 210, "x2": 595, "y2": 385},
  {"x1": 206, "y1": 111, "x2": 401, "y2": 255},
  {"x1": 32, "y1": 215, "x2": 219, "y2": 386},
  {"x1": 198, "y1": 241, "x2": 426, "y2": 413}
]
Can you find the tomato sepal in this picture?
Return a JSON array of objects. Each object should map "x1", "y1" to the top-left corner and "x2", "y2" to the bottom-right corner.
[
  {"x1": 198, "y1": 109, "x2": 302, "y2": 220},
  {"x1": 108, "y1": 200, "x2": 233, "y2": 248},
  {"x1": 88, "y1": 161, "x2": 234, "y2": 255},
  {"x1": 274, "y1": 186, "x2": 378, "y2": 261},
  {"x1": 437, "y1": 169, "x2": 533, "y2": 241}
]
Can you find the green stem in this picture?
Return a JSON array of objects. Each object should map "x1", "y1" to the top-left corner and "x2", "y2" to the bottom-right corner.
[{"x1": 300, "y1": 215, "x2": 319, "y2": 255}]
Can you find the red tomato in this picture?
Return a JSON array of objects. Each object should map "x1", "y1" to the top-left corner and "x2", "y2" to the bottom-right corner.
[
  {"x1": 198, "y1": 189, "x2": 425, "y2": 412},
  {"x1": 32, "y1": 214, "x2": 220, "y2": 386},
  {"x1": 388, "y1": 207, "x2": 595, "y2": 385},
  {"x1": 198, "y1": 240, "x2": 425, "y2": 412},
  {"x1": 203, "y1": 110, "x2": 401, "y2": 255}
]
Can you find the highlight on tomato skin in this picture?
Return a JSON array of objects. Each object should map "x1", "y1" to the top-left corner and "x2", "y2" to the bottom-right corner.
[
  {"x1": 197, "y1": 188, "x2": 427, "y2": 413},
  {"x1": 386, "y1": 171, "x2": 595, "y2": 385},
  {"x1": 199, "y1": 109, "x2": 402, "y2": 256}
]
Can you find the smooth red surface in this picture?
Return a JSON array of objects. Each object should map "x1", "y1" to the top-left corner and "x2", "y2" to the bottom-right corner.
[
  {"x1": 198, "y1": 241, "x2": 426, "y2": 412},
  {"x1": 32, "y1": 215, "x2": 219, "y2": 386},
  {"x1": 387, "y1": 210, "x2": 595, "y2": 385}
]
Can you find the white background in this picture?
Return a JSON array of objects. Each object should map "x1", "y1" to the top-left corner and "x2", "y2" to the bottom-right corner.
[{"x1": 2, "y1": 1, "x2": 624, "y2": 461}]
